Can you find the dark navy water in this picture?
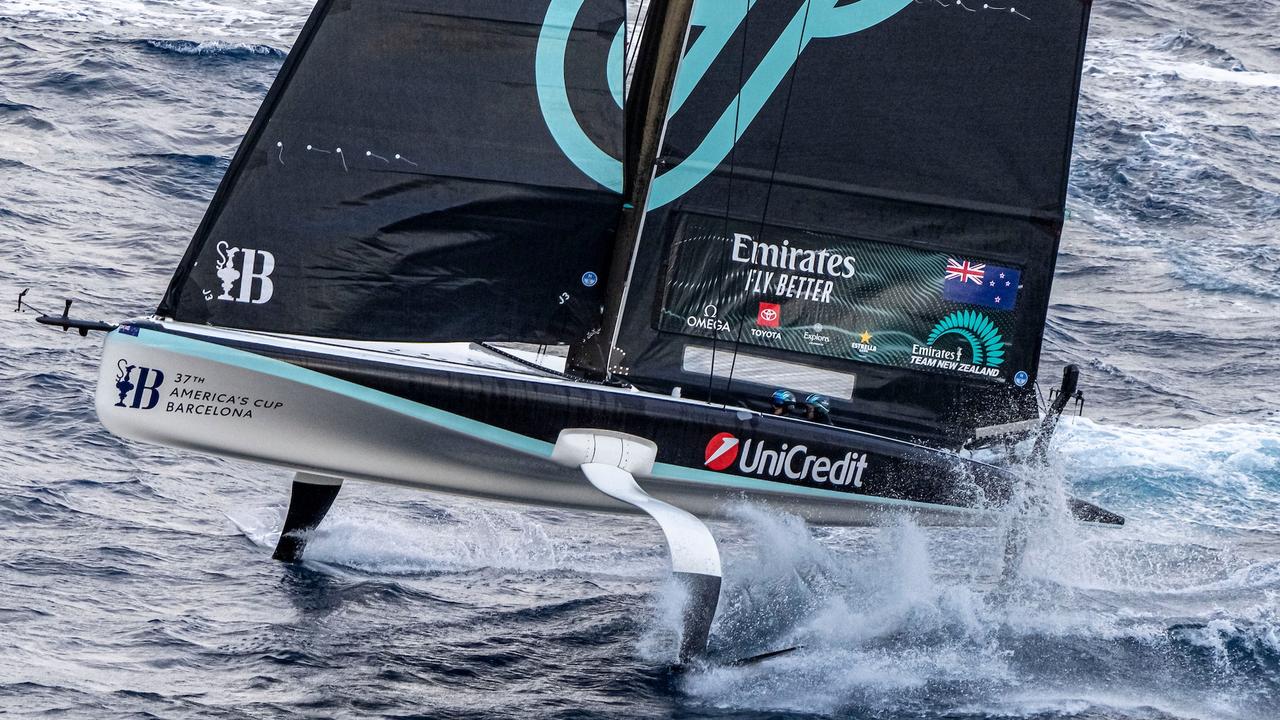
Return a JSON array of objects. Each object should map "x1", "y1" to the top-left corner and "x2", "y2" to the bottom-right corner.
[{"x1": 2, "y1": 1, "x2": 1279, "y2": 717}]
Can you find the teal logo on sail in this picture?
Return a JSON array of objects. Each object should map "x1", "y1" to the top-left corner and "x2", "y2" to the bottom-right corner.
[
  {"x1": 536, "y1": 0, "x2": 913, "y2": 207},
  {"x1": 911, "y1": 310, "x2": 1006, "y2": 378}
]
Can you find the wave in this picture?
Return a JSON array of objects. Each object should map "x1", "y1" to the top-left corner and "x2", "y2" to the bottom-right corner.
[
  {"x1": 1152, "y1": 29, "x2": 1250, "y2": 71},
  {"x1": 139, "y1": 39, "x2": 285, "y2": 59},
  {"x1": 0, "y1": 101, "x2": 38, "y2": 114},
  {"x1": 226, "y1": 498, "x2": 663, "y2": 579},
  {"x1": 103, "y1": 153, "x2": 228, "y2": 202},
  {"x1": 1057, "y1": 418, "x2": 1280, "y2": 485},
  {"x1": 1154, "y1": 60, "x2": 1280, "y2": 89},
  {"x1": 1161, "y1": 242, "x2": 1280, "y2": 299},
  {"x1": 1085, "y1": 33, "x2": 1280, "y2": 90},
  {"x1": 127, "y1": 152, "x2": 223, "y2": 168},
  {"x1": 1170, "y1": 615, "x2": 1280, "y2": 676}
]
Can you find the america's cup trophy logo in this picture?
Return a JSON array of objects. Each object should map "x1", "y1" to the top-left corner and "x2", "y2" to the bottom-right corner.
[
  {"x1": 114, "y1": 359, "x2": 136, "y2": 408},
  {"x1": 215, "y1": 241, "x2": 241, "y2": 301}
]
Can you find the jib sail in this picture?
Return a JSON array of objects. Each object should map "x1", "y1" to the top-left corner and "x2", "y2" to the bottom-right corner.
[
  {"x1": 589, "y1": 0, "x2": 1092, "y2": 446},
  {"x1": 158, "y1": 0, "x2": 626, "y2": 344}
]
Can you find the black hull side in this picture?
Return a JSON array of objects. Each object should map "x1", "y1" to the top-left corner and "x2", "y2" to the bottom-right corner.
[{"x1": 151, "y1": 324, "x2": 1023, "y2": 517}]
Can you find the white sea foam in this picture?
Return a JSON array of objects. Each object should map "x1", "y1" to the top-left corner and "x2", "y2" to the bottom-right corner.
[
  {"x1": 1152, "y1": 60, "x2": 1280, "y2": 88},
  {"x1": 1, "y1": 0, "x2": 300, "y2": 45},
  {"x1": 1054, "y1": 417, "x2": 1280, "y2": 533},
  {"x1": 659, "y1": 419, "x2": 1280, "y2": 716},
  {"x1": 1088, "y1": 33, "x2": 1280, "y2": 89},
  {"x1": 144, "y1": 39, "x2": 284, "y2": 57},
  {"x1": 1055, "y1": 416, "x2": 1280, "y2": 472}
]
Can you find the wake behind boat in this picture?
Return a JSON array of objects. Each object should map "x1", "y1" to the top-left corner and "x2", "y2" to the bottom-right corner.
[{"x1": 34, "y1": 0, "x2": 1123, "y2": 664}]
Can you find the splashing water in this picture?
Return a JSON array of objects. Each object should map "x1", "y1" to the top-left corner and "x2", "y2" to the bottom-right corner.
[
  {"x1": 1, "y1": 0, "x2": 1278, "y2": 717},
  {"x1": 637, "y1": 420, "x2": 1280, "y2": 718}
]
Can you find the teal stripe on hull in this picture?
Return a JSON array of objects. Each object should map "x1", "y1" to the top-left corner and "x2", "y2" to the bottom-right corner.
[
  {"x1": 117, "y1": 328, "x2": 983, "y2": 515},
  {"x1": 653, "y1": 461, "x2": 981, "y2": 514},
  {"x1": 119, "y1": 328, "x2": 554, "y2": 458}
]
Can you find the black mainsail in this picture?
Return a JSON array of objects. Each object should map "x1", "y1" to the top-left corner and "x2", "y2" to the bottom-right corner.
[
  {"x1": 149, "y1": 0, "x2": 1094, "y2": 448},
  {"x1": 577, "y1": 0, "x2": 1093, "y2": 447},
  {"x1": 159, "y1": 0, "x2": 627, "y2": 344}
]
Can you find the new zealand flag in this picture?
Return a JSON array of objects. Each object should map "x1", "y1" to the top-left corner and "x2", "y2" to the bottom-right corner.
[{"x1": 943, "y1": 258, "x2": 1020, "y2": 310}]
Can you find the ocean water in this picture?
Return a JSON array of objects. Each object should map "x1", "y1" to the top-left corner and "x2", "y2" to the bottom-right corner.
[{"x1": 1, "y1": 0, "x2": 1278, "y2": 717}]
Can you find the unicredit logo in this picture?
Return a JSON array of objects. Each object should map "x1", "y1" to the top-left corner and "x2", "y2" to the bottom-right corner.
[
  {"x1": 704, "y1": 433, "x2": 868, "y2": 488},
  {"x1": 704, "y1": 432, "x2": 740, "y2": 471}
]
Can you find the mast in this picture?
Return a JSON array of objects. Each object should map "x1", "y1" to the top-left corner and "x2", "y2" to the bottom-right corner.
[{"x1": 569, "y1": 0, "x2": 695, "y2": 380}]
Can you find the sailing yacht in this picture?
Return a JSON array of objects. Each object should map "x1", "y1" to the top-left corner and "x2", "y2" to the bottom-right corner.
[{"x1": 38, "y1": 0, "x2": 1122, "y2": 663}]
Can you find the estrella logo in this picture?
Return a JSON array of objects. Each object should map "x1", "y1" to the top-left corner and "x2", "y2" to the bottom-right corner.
[
  {"x1": 536, "y1": 0, "x2": 913, "y2": 208},
  {"x1": 114, "y1": 359, "x2": 165, "y2": 410}
]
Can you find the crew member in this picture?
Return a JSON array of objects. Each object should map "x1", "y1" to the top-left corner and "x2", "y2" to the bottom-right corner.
[
  {"x1": 770, "y1": 389, "x2": 796, "y2": 416},
  {"x1": 803, "y1": 393, "x2": 832, "y2": 425}
]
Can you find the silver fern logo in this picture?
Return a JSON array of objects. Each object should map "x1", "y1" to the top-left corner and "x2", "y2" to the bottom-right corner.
[
  {"x1": 927, "y1": 310, "x2": 1006, "y2": 367},
  {"x1": 910, "y1": 310, "x2": 1006, "y2": 378}
]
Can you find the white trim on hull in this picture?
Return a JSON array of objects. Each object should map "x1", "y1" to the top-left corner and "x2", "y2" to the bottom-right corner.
[{"x1": 97, "y1": 324, "x2": 1001, "y2": 527}]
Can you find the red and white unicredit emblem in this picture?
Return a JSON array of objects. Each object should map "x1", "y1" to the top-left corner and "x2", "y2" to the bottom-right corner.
[
  {"x1": 703, "y1": 433, "x2": 869, "y2": 488},
  {"x1": 757, "y1": 302, "x2": 780, "y2": 327},
  {"x1": 704, "y1": 432, "x2": 740, "y2": 471}
]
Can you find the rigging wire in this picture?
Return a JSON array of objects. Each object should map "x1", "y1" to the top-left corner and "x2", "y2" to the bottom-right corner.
[
  {"x1": 755, "y1": 1, "x2": 812, "y2": 253},
  {"x1": 716, "y1": 0, "x2": 815, "y2": 408},
  {"x1": 1033, "y1": 379, "x2": 1048, "y2": 414},
  {"x1": 623, "y1": 0, "x2": 651, "y2": 92},
  {"x1": 705, "y1": 0, "x2": 754, "y2": 404},
  {"x1": 15, "y1": 290, "x2": 51, "y2": 317}
]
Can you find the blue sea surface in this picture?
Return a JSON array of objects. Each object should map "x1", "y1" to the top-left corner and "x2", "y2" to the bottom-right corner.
[{"x1": 2, "y1": 0, "x2": 1279, "y2": 717}]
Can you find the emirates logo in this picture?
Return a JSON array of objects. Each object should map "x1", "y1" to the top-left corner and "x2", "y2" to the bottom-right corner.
[{"x1": 704, "y1": 432, "x2": 740, "y2": 471}]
